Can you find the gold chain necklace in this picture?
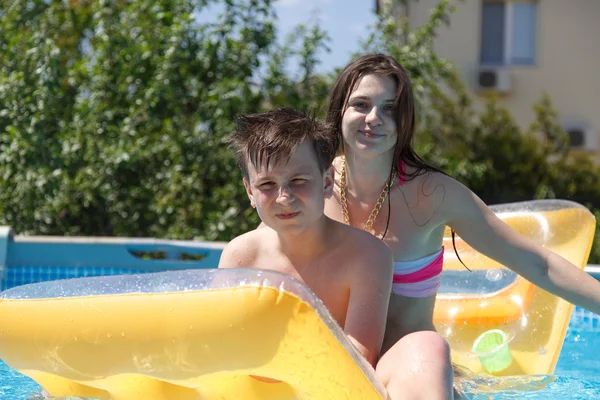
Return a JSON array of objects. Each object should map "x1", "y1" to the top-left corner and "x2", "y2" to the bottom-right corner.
[{"x1": 340, "y1": 157, "x2": 394, "y2": 233}]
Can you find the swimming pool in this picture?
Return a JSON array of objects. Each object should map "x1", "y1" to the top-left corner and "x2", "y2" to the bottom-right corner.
[
  {"x1": 0, "y1": 219, "x2": 598, "y2": 399},
  {"x1": 1, "y1": 307, "x2": 599, "y2": 399}
]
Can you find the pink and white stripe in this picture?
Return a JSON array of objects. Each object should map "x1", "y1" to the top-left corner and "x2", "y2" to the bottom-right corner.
[{"x1": 392, "y1": 248, "x2": 444, "y2": 298}]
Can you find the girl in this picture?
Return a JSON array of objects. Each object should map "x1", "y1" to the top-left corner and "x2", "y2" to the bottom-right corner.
[{"x1": 324, "y1": 53, "x2": 600, "y2": 400}]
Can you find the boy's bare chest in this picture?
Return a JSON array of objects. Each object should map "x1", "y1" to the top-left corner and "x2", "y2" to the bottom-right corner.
[{"x1": 252, "y1": 256, "x2": 351, "y2": 326}]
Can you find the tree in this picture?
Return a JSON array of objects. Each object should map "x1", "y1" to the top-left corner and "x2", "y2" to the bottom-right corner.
[
  {"x1": 1, "y1": 0, "x2": 598, "y2": 261},
  {"x1": 0, "y1": 0, "x2": 329, "y2": 240},
  {"x1": 367, "y1": 0, "x2": 600, "y2": 261}
]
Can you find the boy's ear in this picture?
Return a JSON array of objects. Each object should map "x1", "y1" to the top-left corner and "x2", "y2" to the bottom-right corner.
[
  {"x1": 323, "y1": 165, "x2": 335, "y2": 199},
  {"x1": 243, "y1": 178, "x2": 256, "y2": 208}
]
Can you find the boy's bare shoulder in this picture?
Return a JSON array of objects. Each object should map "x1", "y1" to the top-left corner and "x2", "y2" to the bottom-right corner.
[
  {"x1": 332, "y1": 221, "x2": 394, "y2": 270},
  {"x1": 218, "y1": 229, "x2": 267, "y2": 268}
]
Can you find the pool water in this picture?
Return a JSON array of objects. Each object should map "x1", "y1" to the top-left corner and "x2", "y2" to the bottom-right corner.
[
  {"x1": 456, "y1": 308, "x2": 600, "y2": 399},
  {"x1": 2, "y1": 308, "x2": 600, "y2": 400}
]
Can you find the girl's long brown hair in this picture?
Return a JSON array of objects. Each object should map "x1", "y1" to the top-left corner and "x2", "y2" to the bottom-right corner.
[{"x1": 326, "y1": 53, "x2": 469, "y2": 270}]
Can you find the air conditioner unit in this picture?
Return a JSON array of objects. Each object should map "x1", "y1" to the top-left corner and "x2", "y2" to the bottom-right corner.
[
  {"x1": 476, "y1": 67, "x2": 511, "y2": 93},
  {"x1": 564, "y1": 124, "x2": 598, "y2": 151}
]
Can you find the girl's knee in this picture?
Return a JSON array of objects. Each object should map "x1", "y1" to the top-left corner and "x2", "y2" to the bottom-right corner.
[
  {"x1": 376, "y1": 331, "x2": 452, "y2": 382},
  {"x1": 402, "y1": 331, "x2": 451, "y2": 362},
  {"x1": 376, "y1": 331, "x2": 455, "y2": 400},
  {"x1": 377, "y1": 331, "x2": 452, "y2": 374}
]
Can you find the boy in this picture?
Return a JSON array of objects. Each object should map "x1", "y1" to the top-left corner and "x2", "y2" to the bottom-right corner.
[{"x1": 218, "y1": 108, "x2": 393, "y2": 366}]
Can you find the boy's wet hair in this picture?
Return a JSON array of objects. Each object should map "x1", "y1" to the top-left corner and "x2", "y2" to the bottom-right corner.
[{"x1": 229, "y1": 108, "x2": 336, "y2": 179}]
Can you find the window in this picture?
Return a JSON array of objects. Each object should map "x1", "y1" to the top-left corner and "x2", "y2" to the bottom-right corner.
[
  {"x1": 566, "y1": 128, "x2": 584, "y2": 147},
  {"x1": 480, "y1": 1, "x2": 538, "y2": 66},
  {"x1": 564, "y1": 123, "x2": 598, "y2": 151}
]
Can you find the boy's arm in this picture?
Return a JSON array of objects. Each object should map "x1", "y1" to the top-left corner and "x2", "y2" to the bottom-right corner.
[
  {"x1": 218, "y1": 243, "x2": 239, "y2": 269},
  {"x1": 344, "y1": 240, "x2": 394, "y2": 367},
  {"x1": 217, "y1": 235, "x2": 254, "y2": 269}
]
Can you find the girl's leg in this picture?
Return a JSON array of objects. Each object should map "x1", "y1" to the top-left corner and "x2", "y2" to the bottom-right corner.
[{"x1": 375, "y1": 331, "x2": 455, "y2": 400}]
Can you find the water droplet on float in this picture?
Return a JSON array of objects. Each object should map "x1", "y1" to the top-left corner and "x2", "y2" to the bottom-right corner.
[{"x1": 486, "y1": 269, "x2": 503, "y2": 281}]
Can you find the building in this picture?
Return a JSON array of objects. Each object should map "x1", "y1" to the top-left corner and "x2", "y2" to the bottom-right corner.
[{"x1": 376, "y1": 0, "x2": 600, "y2": 154}]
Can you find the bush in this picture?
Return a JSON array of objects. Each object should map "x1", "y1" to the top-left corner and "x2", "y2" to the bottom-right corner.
[
  {"x1": 0, "y1": 0, "x2": 329, "y2": 240},
  {"x1": 1, "y1": 0, "x2": 599, "y2": 261},
  {"x1": 368, "y1": 0, "x2": 600, "y2": 262}
]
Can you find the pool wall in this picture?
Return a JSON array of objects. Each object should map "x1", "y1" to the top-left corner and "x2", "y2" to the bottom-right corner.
[
  {"x1": 0, "y1": 225, "x2": 598, "y2": 291},
  {"x1": 0, "y1": 226, "x2": 225, "y2": 290}
]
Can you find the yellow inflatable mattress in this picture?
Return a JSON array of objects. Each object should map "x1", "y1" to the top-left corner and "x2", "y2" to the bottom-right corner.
[{"x1": 0, "y1": 200, "x2": 595, "y2": 399}]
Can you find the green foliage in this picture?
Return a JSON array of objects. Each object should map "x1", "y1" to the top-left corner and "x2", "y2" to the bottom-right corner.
[
  {"x1": 368, "y1": 0, "x2": 600, "y2": 262},
  {"x1": 1, "y1": 0, "x2": 599, "y2": 262},
  {"x1": 0, "y1": 0, "x2": 329, "y2": 240}
]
